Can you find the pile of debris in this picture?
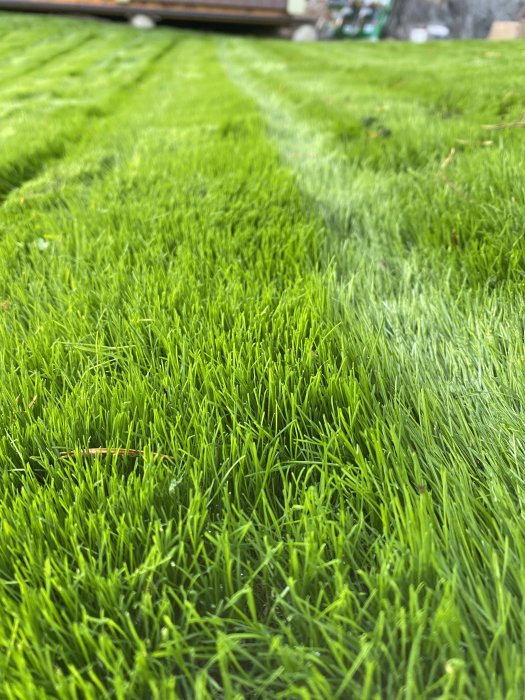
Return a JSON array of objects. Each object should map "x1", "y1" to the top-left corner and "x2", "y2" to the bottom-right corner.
[
  {"x1": 387, "y1": 0, "x2": 525, "y2": 40},
  {"x1": 302, "y1": 0, "x2": 525, "y2": 40},
  {"x1": 312, "y1": 0, "x2": 394, "y2": 40}
]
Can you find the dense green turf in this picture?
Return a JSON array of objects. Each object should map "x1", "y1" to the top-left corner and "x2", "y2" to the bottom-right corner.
[{"x1": 1, "y1": 12, "x2": 525, "y2": 698}]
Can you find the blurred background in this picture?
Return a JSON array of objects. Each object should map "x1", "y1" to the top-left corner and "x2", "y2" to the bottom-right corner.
[{"x1": 0, "y1": 0, "x2": 524, "y2": 40}]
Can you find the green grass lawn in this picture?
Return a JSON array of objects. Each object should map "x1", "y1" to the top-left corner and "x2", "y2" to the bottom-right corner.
[{"x1": 1, "y1": 12, "x2": 525, "y2": 698}]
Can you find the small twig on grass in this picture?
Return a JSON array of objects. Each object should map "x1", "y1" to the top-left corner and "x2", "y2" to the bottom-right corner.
[
  {"x1": 481, "y1": 121, "x2": 525, "y2": 130},
  {"x1": 436, "y1": 171, "x2": 467, "y2": 199},
  {"x1": 456, "y1": 139, "x2": 493, "y2": 146},
  {"x1": 437, "y1": 148, "x2": 469, "y2": 198},
  {"x1": 440, "y1": 147, "x2": 456, "y2": 170},
  {"x1": 440, "y1": 175, "x2": 466, "y2": 198},
  {"x1": 59, "y1": 447, "x2": 174, "y2": 461}
]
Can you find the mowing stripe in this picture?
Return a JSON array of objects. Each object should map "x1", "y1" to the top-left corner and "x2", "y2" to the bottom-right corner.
[{"x1": 219, "y1": 40, "x2": 353, "y2": 248}]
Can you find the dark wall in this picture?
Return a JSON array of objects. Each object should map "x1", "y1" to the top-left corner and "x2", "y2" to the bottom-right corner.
[{"x1": 387, "y1": 0, "x2": 525, "y2": 38}]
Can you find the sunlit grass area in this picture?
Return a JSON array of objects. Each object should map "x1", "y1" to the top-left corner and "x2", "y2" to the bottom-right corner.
[{"x1": 1, "y1": 13, "x2": 525, "y2": 698}]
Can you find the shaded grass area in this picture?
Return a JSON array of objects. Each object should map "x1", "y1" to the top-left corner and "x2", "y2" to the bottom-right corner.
[{"x1": 1, "y1": 12, "x2": 525, "y2": 698}]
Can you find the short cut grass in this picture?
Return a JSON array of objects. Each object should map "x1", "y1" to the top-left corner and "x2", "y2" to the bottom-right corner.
[{"x1": 1, "y1": 12, "x2": 525, "y2": 699}]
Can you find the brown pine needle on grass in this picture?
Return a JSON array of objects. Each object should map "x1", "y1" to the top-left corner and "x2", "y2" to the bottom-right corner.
[
  {"x1": 59, "y1": 447, "x2": 174, "y2": 461},
  {"x1": 481, "y1": 121, "x2": 525, "y2": 130},
  {"x1": 440, "y1": 147, "x2": 456, "y2": 170}
]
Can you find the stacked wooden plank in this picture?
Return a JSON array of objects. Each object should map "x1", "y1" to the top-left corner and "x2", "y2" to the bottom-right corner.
[{"x1": 0, "y1": 0, "x2": 294, "y2": 25}]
